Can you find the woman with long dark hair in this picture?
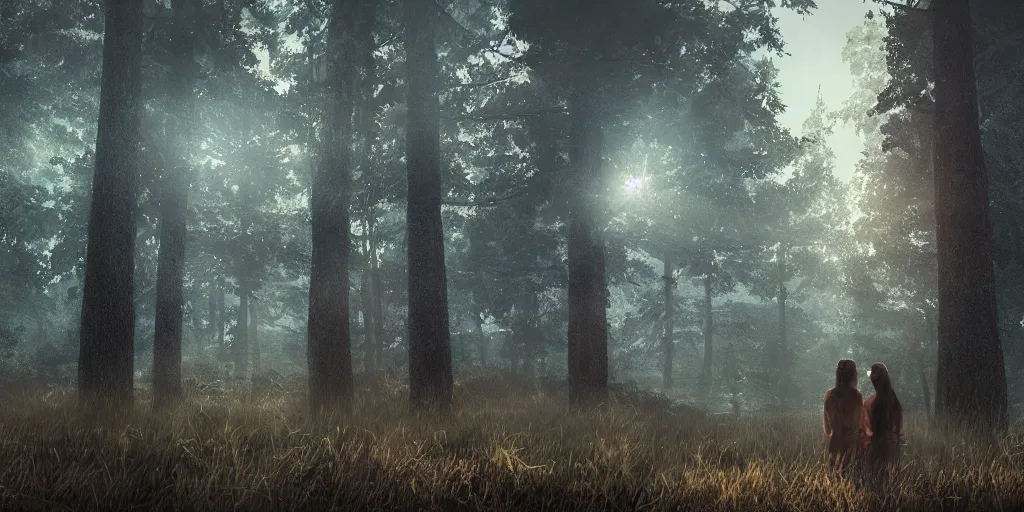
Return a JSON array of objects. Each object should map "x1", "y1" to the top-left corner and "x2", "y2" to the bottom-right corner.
[
  {"x1": 863, "y1": 362, "x2": 902, "y2": 470},
  {"x1": 823, "y1": 359, "x2": 865, "y2": 469}
]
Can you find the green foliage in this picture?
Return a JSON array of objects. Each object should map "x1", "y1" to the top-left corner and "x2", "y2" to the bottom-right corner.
[
  {"x1": 5, "y1": 0, "x2": 1020, "y2": 422},
  {"x1": 837, "y1": 11, "x2": 937, "y2": 397}
]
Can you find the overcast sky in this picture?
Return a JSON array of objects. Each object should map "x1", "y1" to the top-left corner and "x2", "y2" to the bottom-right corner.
[{"x1": 772, "y1": 1, "x2": 875, "y2": 182}]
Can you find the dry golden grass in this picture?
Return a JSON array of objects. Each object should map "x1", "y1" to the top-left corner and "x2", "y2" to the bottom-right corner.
[{"x1": 0, "y1": 373, "x2": 1021, "y2": 511}]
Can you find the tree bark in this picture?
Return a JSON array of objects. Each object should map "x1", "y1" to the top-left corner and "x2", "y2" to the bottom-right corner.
[
  {"x1": 932, "y1": 0, "x2": 1008, "y2": 434},
  {"x1": 356, "y1": 0, "x2": 380, "y2": 374},
  {"x1": 191, "y1": 306, "x2": 202, "y2": 359},
  {"x1": 701, "y1": 274, "x2": 714, "y2": 392},
  {"x1": 152, "y1": 183, "x2": 185, "y2": 401},
  {"x1": 520, "y1": 291, "x2": 540, "y2": 379},
  {"x1": 370, "y1": 255, "x2": 385, "y2": 365},
  {"x1": 78, "y1": 0, "x2": 144, "y2": 411},
  {"x1": 308, "y1": 0, "x2": 356, "y2": 415},
  {"x1": 234, "y1": 152, "x2": 254, "y2": 379},
  {"x1": 360, "y1": 268, "x2": 376, "y2": 371},
  {"x1": 235, "y1": 285, "x2": 248, "y2": 379},
  {"x1": 365, "y1": 216, "x2": 385, "y2": 367},
  {"x1": 405, "y1": 0, "x2": 453, "y2": 411},
  {"x1": 776, "y1": 243, "x2": 787, "y2": 397},
  {"x1": 566, "y1": 71, "x2": 608, "y2": 407},
  {"x1": 661, "y1": 255, "x2": 674, "y2": 392},
  {"x1": 474, "y1": 310, "x2": 486, "y2": 367},
  {"x1": 208, "y1": 285, "x2": 217, "y2": 341},
  {"x1": 216, "y1": 285, "x2": 225, "y2": 360},
  {"x1": 918, "y1": 334, "x2": 932, "y2": 422},
  {"x1": 152, "y1": 0, "x2": 195, "y2": 409},
  {"x1": 250, "y1": 299, "x2": 260, "y2": 377}
]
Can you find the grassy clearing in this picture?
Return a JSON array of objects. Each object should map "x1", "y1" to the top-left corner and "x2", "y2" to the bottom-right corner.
[{"x1": 0, "y1": 373, "x2": 1021, "y2": 511}]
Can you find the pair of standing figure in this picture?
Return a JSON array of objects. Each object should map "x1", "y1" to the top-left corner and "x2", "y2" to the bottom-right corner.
[{"x1": 823, "y1": 359, "x2": 903, "y2": 471}]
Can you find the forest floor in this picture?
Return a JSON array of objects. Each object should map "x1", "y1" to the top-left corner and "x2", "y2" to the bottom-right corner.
[{"x1": 0, "y1": 372, "x2": 1021, "y2": 511}]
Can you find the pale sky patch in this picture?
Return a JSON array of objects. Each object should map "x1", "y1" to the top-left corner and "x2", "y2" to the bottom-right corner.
[{"x1": 772, "y1": 1, "x2": 875, "y2": 183}]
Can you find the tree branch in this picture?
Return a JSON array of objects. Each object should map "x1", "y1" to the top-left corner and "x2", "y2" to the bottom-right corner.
[
  {"x1": 448, "y1": 106, "x2": 568, "y2": 121},
  {"x1": 448, "y1": 75, "x2": 515, "y2": 89},
  {"x1": 376, "y1": 32, "x2": 398, "y2": 50},
  {"x1": 876, "y1": 0, "x2": 930, "y2": 13},
  {"x1": 443, "y1": 188, "x2": 530, "y2": 207}
]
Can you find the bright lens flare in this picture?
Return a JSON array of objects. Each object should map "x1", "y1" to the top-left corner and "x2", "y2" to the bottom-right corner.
[{"x1": 625, "y1": 176, "x2": 642, "y2": 192}]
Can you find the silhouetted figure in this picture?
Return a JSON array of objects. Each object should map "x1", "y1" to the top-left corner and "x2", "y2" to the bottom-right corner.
[
  {"x1": 824, "y1": 359, "x2": 864, "y2": 470},
  {"x1": 863, "y1": 362, "x2": 902, "y2": 472}
]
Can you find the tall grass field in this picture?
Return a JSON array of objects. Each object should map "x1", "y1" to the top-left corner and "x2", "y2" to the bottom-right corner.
[{"x1": 0, "y1": 373, "x2": 1021, "y2": 511}]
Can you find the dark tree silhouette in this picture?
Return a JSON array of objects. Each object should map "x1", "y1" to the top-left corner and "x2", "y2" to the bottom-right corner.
[
  {"x1": 405, "y1": 0, "x2": 453, "y2": 411},
  {"x1": 308, "y1": 0, "x2": 357, "y2": 415},
  {"x1": 78, "y1": 0, "x2": 145, "y2": 410},
  {"x1": 931, "y1": 0, "x2": 1008, "y2": 433},
  {"x1": 661, "y1": 256, "x2": 675, "y2": 392},
  {"x1": 565, "y1": 73, "x2": 610, "y2": 407},
  {"x1": 153, "y1": 0, "x2": 197, "y2": 409}
]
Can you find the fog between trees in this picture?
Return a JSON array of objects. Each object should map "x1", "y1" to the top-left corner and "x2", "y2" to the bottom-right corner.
[{"x1": 1, "y1": 0, "x2": 1022, "y2": 434}]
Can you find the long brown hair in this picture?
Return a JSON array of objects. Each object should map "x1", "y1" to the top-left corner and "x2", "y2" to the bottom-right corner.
[
  {"x1": 834, "y1": 359, "x2": 858, "y2": 391},
  {"x1": 868, "y1": 362, "x2": 901, "y2": 435},
  {"x1": 828, "y1": 359, "x2": 860, "y2": 416}
]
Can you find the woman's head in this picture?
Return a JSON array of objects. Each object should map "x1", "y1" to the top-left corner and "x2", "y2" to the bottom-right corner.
[
  {"x1": 835, "y1": 359, "x2": 858, "y2": 389},
  {"x1": 868, "y1": 362, "x2": 892, "y2": 392}
]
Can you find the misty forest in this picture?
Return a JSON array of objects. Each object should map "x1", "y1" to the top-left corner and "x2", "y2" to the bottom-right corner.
[{"x1": 1, "y1": 0, "x2": 1023, "y2": 509}]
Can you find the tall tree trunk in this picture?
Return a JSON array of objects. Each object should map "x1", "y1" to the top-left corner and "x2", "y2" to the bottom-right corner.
[
  {"x1": 235, "y1": 285, "x2": 248, "y2": 379},
  {"x1": 153, "y1": 240, "x2": 184, "y2": 397},
  {"x1": 191, "y1": 307, "x2": 202, "y2": 359},
  {"x1": 234, "y1": 151, "x2": 254, "y2": 379},
  {"x1": 356, "y1": 0, "x2": 380, "y2": 374},
  {"x1": 776, "y1": 243, "x2": 788, "y2": 398},
  {"x1": 918, "y1": 329, "x2": 932, "y2": 422},
  {"x1": 250, "y1": 300, "x2": 260, "y2": 377},
  {"x1": 520, "y1": 291, "x2": 540, "y2": 380},
  {"x1": 371, "y1": 255, "x2": 385, "y2": 365},
  {"x1": 474, "y1": 309, "x2": 486, "y2": 367},
  {"x1": 308, "y1": 0, "x2": 356, "y2": 415},
  {"x1": 152, "y1": 0, "x2": 195, "y2": 409},
  {"x1": 701, "y1": 275, "x2": 713, "y2": 392},
  {"x1": 360, "y1": 269, "x2": 376, "y2": 371},
  {"x1": 662, "y1": 255, "x2": 674, "y2": 392},
  {"x1": 932, "y1": 0, "x2": 1007, "y2": 433},
  {"x1": 355, "y1": 0, "x2": 378, "y2": 165},
  {"x1": 372, "y1": 269, "x2": 384, "y2": 350},
  {"x1": 208, "y1": 285, "x2": 217, "y2": 340},
  {"x1": 566, "y1": 71, "x2": 608, "y2": 407},
  {"x1": 78, "y1": 0, "x2": 144, "y2": 411},
  {"x1": 405, "y1": 0, "x2": 453, "y2": 411},
  {"x1": 368, "y1": 218, "x2": 386, "y2": 366},
  {"x1": 216, "y1": 285, "x2": 225, "y2": 359}
]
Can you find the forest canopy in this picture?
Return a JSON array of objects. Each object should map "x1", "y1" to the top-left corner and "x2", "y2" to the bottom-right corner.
[{"x1": 0, "y1": 0, "x2": 1021, "y2": 429}]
